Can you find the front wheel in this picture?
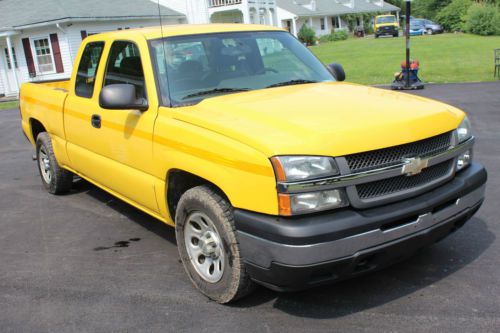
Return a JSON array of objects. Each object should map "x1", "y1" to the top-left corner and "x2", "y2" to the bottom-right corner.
[
  {"x1": 427, "y1": 29, "x2": 433, "y2": 35},
  {"x1": 36, "y1": 132, "x2": 73, "y2": 194},
  {"x1": 175, "y1": 185, "x2": 255, "y2": 303}
]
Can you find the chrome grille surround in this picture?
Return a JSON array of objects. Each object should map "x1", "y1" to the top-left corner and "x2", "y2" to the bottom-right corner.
[{"x1": 342, "y1": 131, "x2": 459, "y2": 208}]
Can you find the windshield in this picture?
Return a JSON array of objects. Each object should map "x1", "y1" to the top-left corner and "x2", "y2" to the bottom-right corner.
[
  {"x1": 376, "y1": 16, "x2": 396, "y2": 24},
  {"x1": 150, "y1": 31, "x2": 334, "y2": 106}
]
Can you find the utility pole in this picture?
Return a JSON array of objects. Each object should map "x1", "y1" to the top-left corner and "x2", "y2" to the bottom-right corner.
[{"x1": 405, "y1": 0, "x2": 411, "y2": 88}]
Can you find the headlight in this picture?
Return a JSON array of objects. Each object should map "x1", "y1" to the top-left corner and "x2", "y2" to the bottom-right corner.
[
  {"x1": 271, "y1": 156, "x2": 348, "y2": 215},
  {"x1": 457, "y1": 116, "x2": 472, "y2": 143},
  {"x1": 278, "y1": 189, "x2": 349, "y2": 215},
  {"x1": 270, "y1": 156, "x2": 339, "y2": 182}
]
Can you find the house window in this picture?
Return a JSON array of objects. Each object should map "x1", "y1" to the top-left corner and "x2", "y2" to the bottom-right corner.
[
  {"x1": 320, "y1": 18, "x2": 325, "y2": 30},
  {"x1": 33, "y1": 37, "x2": 55, "y2": 73},
  {"x1": 4, "y1": 47, "x2": 18, "y2": 69}
]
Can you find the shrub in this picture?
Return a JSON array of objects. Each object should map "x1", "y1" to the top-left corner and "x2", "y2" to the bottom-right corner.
[
  {"x1": 298, "y1": 24, "x2": 316, "y2": 45},
  {"x1": 464, "y1": 3, "x2": 500, "y2": 36},
  {"x1": 318, "y1": 30, "x2": 348, "y2": 44},
  {"x1": 435, "y1": 0, "x2": 472, "y2": 32}
]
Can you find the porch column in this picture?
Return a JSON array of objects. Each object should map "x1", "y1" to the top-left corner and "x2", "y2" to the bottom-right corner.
[
  {"x1": 308, "y1": 17, "x2": 313, "y2": 28},
  {"x1": 5, "y1": 35, "x2": 19, "y2": 95},
  {"x1": 338, "y1": 16, "x2": 342, "y2": 29},
  {"x1": 242, "y1": 6, "x2": 251, "y2": 24},
  {"x1": 396, "y1": 11, "x2": 400, "y2": 22},
  {"x1": 292, "y1": 17, "x2": 298, "y2": 37},
  {"x1": 324, "y1": 16, "x2": 329, "y2": 32}
]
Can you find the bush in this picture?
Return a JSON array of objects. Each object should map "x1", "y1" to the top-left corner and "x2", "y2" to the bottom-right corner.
[
  {"x1": 464, "y1": 3, "x2": 500, "y2": 36},
  {"x1": 435, "y1": 0, "x2": 472, "y2": 32},
  {"x1": 318, "y1": 30, "x2": 348, "y2": 43},
  {"x1": 298, "y1": 24, "x2": 316, "y2": 46}
]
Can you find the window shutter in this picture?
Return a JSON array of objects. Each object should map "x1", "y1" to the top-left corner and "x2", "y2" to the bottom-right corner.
[
  {"x1": 21, "y1": 38, "x2": 36, "y2": 77},
  {"x1": 49, "y1": 33, "x2": 64, "y2": 73},
  {"x1": 80, "y1": 30, "x2": 87, "y2": 40}
]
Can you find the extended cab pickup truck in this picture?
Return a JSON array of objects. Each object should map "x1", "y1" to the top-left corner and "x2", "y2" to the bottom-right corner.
[{"x1": 20, "y1": 24, "x2": 486, "y2": 303}]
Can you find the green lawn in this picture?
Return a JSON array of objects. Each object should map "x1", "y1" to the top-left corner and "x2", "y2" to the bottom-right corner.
[
  {"x1": 311, "y1": 33, "x2": 500, "y2": 85},
  {"x1": 0, "y1": 100, "x2": 19, "y2": 110}
]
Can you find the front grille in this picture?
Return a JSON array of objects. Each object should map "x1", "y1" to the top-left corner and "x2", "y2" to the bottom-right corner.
[
  {"x1": 356, "y1": 160, "x2": 454, "y2": 200},
  {"x1": 345, "y1": 131, "x2": 452, "y2": 173}
]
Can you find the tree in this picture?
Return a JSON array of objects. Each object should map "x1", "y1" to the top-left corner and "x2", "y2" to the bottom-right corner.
[
  {"x1": 465, "y1": 2, "x2": 500, "y2": 35},
  {"x1": 435, "y1": 0, "x2": 473, "y2": 32},
  {"x1": 411, "y1": 0, "x2": 453, "y2": 19}
]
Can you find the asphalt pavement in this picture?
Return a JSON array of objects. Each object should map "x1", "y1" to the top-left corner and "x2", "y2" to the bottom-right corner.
[{"x1": 1, "y1": 82, "x2": 499, "y2": 332}]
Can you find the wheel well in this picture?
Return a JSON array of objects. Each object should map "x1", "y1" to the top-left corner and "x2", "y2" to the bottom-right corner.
[
  {"x1": 166, "y1": 170, "x2": 229, "y2": 221},
  {"x1": 30, "y1": 118, "x2": 46, "y2": 141}
]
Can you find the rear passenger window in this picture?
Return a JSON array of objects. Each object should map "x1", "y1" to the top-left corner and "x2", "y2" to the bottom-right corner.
[
  {"x1": 75, "y1": 42, "x2": 105, "y2": 98},
  {"x1": 103, "y1": 41, "x2": 146, "y2": 99}
]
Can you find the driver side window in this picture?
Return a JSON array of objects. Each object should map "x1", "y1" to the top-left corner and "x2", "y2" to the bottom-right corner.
[{"x1": 103, "y1": 41, "x2": 146, "y2": 99}]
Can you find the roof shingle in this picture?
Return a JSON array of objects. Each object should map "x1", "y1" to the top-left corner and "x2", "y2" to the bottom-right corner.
[{"x1": 0, "y1": 0, "x2": 184, "y2": 30}]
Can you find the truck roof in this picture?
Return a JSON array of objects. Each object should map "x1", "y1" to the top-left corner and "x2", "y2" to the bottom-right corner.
[{"x1": 86, "y1": 24, "x2": 284, "y2": 41}]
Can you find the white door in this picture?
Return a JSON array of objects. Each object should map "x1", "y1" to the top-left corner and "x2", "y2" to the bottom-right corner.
[{"x1": 1, "y1": 45, "x2": 20, "y2": 96}]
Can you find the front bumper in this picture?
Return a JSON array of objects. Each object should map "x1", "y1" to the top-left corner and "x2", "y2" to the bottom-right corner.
[{"x1": 234, "y1": 162, "x2": 486, "y2": 291}]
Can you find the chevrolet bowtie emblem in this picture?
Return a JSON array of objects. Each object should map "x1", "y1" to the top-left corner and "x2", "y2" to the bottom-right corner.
[{"x1": 402, "y1": 157, "x2": 429, "y2": 176}]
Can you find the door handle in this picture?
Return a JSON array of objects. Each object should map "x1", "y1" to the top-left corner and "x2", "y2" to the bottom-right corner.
[{"x1": 91, "y1": 114, "x2": 101, "y2": 129}]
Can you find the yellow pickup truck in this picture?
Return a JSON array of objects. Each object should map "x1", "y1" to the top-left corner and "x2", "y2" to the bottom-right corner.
[
  {"x1": 374, "y1": 14, "x2": 400, "y2": 38},
  {"x1": 20, "y1": 24, "x2": 486, "y2": 303}
]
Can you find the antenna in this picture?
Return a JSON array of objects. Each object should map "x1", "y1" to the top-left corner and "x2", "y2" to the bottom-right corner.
[{"x1": 156, "y1": 0, "x2": 172, "y2": 106}]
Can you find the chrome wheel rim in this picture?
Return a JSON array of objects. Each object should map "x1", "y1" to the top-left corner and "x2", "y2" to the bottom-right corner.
[
  {"x1": 184, "y1": 211, "x2": 224, "y2": 283},
  {"x1": 38, "y1": 146, "x2": 52, "y2": 184}
]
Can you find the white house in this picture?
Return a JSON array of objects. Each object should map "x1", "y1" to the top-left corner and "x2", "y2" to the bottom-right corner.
[
  {"x1": 160, "y1": 0, "x2": 278, "y2": 26},
  {"x1": 0, "y1": 0, "x2": 185, "y2": 97},
  {"x1": 276, "y1": 0, "x2": 400, "y2": 37}
]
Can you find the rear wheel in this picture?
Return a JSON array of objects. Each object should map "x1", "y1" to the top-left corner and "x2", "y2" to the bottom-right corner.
[
  {"x1": 175, "y1": 185, "x2": 255, "y2": 303},
  {"x1": 36, "y1": 132, "x2": 73, "y2": 194}
]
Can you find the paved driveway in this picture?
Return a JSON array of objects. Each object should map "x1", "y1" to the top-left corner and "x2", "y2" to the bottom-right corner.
[{"x1": 1, "y1": 82, "x2": 499, "y2": 332}]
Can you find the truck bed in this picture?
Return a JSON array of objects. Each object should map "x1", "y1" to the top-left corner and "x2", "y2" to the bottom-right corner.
[{"x1": 20, "y1": 79, "x2": 70, "y2": 145}]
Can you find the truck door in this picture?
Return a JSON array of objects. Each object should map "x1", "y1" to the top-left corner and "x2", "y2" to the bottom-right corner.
[{"x1": 64, "y1": 39, "x2": 160, "y2": 214}]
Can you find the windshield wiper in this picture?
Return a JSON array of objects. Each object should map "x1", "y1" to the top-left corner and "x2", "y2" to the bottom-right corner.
[
  {"x1": 266, "y1": 79, "x2": 318, "y2": 88},
  {"x1": 182, "y1": 88, "x2": 250, "y2": 100}
]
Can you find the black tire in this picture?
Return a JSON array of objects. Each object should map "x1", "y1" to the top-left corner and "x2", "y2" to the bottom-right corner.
[
  {"x1": 36, "y1": 132, "x2": 73, "y2": 194},
  {"x1": 175, "y1": 185, "x2": 255, "y2": 303},
  {"x1": 375, "y1": 34, "x2": 379, "y2": 39},
  {"x1": 427, "y1": 29, "x2": 433, "y2": 35},
  {"x1": 393, "y1": 31, "x2": 399, "y2": 37}
]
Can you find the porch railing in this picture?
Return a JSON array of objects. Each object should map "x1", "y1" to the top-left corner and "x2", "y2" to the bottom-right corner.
[{"x1": 208, "y1": 0, "x2": 243, "y2": 7}]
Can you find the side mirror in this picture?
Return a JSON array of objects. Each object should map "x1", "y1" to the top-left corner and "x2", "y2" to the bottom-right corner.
[
  {"x1": 99, "y1": 84, "x2": 148, "y2": 111},
  {"x1": 327, "y1": 63, "x2": 346, "y2": 82}
]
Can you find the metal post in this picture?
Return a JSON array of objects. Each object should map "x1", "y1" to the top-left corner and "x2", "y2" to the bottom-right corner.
[{"x1": 405, "y1": 1, "x2": 411, "y2": 88}]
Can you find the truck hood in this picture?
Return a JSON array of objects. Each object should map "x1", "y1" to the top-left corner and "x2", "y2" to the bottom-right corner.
[{"x1": 174, "y1": 82, "x2": 464, "y2": 157}]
